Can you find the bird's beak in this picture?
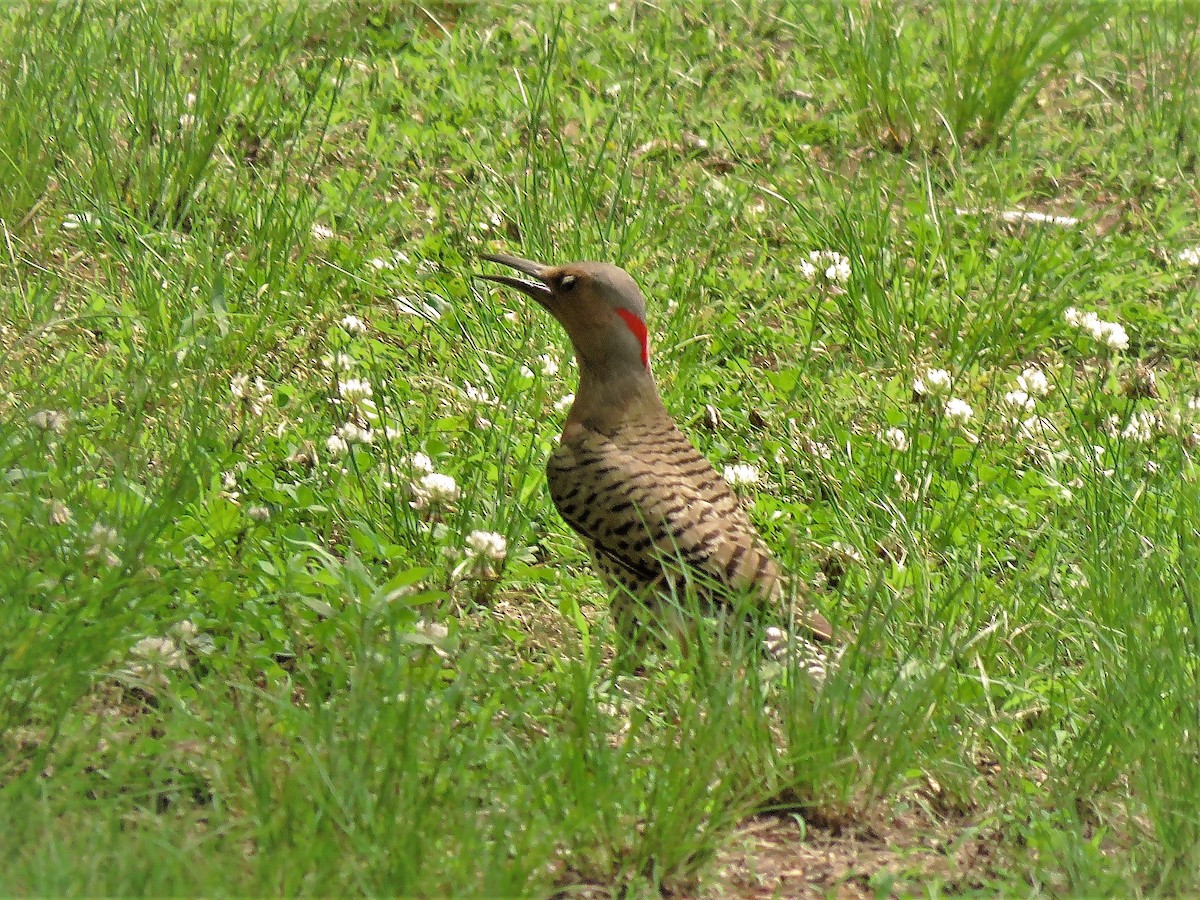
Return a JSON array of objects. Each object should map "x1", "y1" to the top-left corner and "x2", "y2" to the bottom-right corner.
[{"x1": 477, "y1": 252, "x2": 554, "y2": 307}]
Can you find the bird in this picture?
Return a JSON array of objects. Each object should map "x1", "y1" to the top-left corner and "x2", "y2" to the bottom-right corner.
[{"x1": 478, "y1": 251, "x2": 836, "y2": 668}]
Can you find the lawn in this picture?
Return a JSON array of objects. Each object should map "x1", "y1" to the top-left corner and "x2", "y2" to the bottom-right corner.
[{"x1": 3, "y1": 0, "x2": 1200, "y2": 895}]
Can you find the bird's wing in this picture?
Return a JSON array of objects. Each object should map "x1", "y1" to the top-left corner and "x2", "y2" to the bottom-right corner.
[{"x1": 548, "y1": 420, "x2": 784, "y2": 602}]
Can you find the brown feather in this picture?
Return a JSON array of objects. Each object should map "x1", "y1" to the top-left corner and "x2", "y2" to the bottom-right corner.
[{"x1": 547, "y1": 414, "x2": 833, "y2": 642}]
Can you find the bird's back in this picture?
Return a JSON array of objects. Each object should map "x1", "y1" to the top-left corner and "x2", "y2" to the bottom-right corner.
[{"x1": 546, "y1": 413, "x2": 788, "y2": 609}]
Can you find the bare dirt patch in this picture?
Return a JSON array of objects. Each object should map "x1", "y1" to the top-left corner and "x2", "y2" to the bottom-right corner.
[{"x1": 707, "y1": 811, "x2": 997, "y2": 898}]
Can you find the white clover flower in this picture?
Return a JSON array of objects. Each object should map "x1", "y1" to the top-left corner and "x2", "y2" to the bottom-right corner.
[
  {"x1": 326, "y1": 433, "x2": 349, "y2": 455},
  {"x1": 30, "y1": 409, "x2": 67, "y2": 434},
  {"x1": 1017, "y1": 367, "x2": 1050, "y2": 396},
  {"x1": 881, "y1": 427, "x2": 909, "y2": 452},
  {"x1": 340, "y1": 314, "x2": 367, "y2": 334},
  {"x1": 520, "y1": 354, "x2": 561, "y2": 379},
  {"x1": 369, "y1": 257, "x2": 395, "y2": 271},
  {"x1": 229, "y1": 375, "x2": 271, "y2": 416},
  {"x1": 86, "y1": 523, "x2": 121, "y2": 568},
  {"x1": 466, "y1": 530, "x2": 508, "y2": 562},
  {"x1": 246, "y1": 505, "x2": 271, "y2": 522},
  {"x1": 1075, "y1": 310, "x2": 1103, "y2": 334},
  {"x1": 1177, "y1": 247, "x2": 1200, "y2": 268},
  {"x1": 943, "y1": 397, "x2": 974, "y2": 427},
  {"x1": 1120, "y1": 410, "x2": 1157, "y2": 443},
  {"x1": 62, "y1": 212, "x2": 96, "y2": 231},
  {"x1": 337, "y1": 422, "x2": 373, "y2": 444},
  {"x1": 914, "y1": 368, "x2": 952, "y2": 398},
  {"x1": 407, "y1": 452, "x2": 434, "y2": 475},
  {"x1": 45, "y1": 498, "x2": 73, "y2": 525},
  {"x1": 413, "y1": 472, "x2": 459, "y2": 508},
  {"x1": 463, "y1": 384, "x2": 496, "y2": 405},
  {"x1": 337, "y1": 377, "x2": 373, "y2": 406},
  {"x1": 130, "y1": 636, "x2": 187, "y2": 670},
  {"x1": 323, "y1": 352, "x2": 355, "y2": 371},
  {"x1": 553, "y1": 393, "x2": 575, "y2": 414},
  {"x1": 723, "y1": 463, "x2": 761, "y2": 486},
  {"x1": 1096, "y1": 321, "x2": 1129, "y2": 350},
  {"x1": 1065, "y1": 308, "x2": 1129, "y2": 351},
  {"x1": 223, "y1": 471, "x2": 245, "y2": 496},
  {"x1": 1003, "y1": 389, "x2": 1035, "y2": 412},
  {"x1": 799, "y1": 250, "x2": 851, "y2": 286},
  {"x1": 311, "y1": 223, "x2": 335, "y2": 241},
  {"x1": 172, "y1": 620, "x2": 214, "y2": 656}
]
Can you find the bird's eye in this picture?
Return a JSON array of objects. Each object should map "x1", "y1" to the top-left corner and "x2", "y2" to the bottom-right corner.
[{"x1": 558, "y1": 274, "x2": 577, "y2": 292}]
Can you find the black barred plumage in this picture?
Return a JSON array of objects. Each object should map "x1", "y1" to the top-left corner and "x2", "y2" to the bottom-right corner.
[
  {"x1": 547, "y1": 419, "x2": 792, "y2": 605},
  {"x1": 477, "y1": 251, "x2": 836, "y2": 658}
]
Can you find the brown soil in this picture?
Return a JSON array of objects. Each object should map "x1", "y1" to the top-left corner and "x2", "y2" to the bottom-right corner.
[{"x1": 705, "y1": 811, "x2": 998, "y2": 898}]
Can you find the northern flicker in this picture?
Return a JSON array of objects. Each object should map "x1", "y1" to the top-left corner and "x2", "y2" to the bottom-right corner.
[{"x1": 479, "y1": 251, "x2": 835, "y2": 661}]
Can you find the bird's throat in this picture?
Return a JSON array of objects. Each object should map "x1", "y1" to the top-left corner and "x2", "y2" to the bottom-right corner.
[{"x1": 570, "y1": 363, "x2": 663, "y2": 433}]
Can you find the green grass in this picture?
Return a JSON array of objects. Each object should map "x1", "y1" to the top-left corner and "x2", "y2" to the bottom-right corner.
[{"x1": 3, "y1": 0, "x2": 1200, "y2": 894}]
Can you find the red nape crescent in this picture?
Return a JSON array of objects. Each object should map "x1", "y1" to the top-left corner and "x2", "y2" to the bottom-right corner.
[{"x1": 615, "y1": 308, "x2": 650, "y2": 369}]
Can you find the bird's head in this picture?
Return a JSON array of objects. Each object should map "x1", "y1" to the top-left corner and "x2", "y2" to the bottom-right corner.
[{"x1": 478, "y1": 252, "x2": 651, "y2": 376}]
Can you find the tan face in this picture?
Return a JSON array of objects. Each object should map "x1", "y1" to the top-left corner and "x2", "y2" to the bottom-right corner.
[{"x1": 479, "y1": 253, "x2": 650, "y2": 372}]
